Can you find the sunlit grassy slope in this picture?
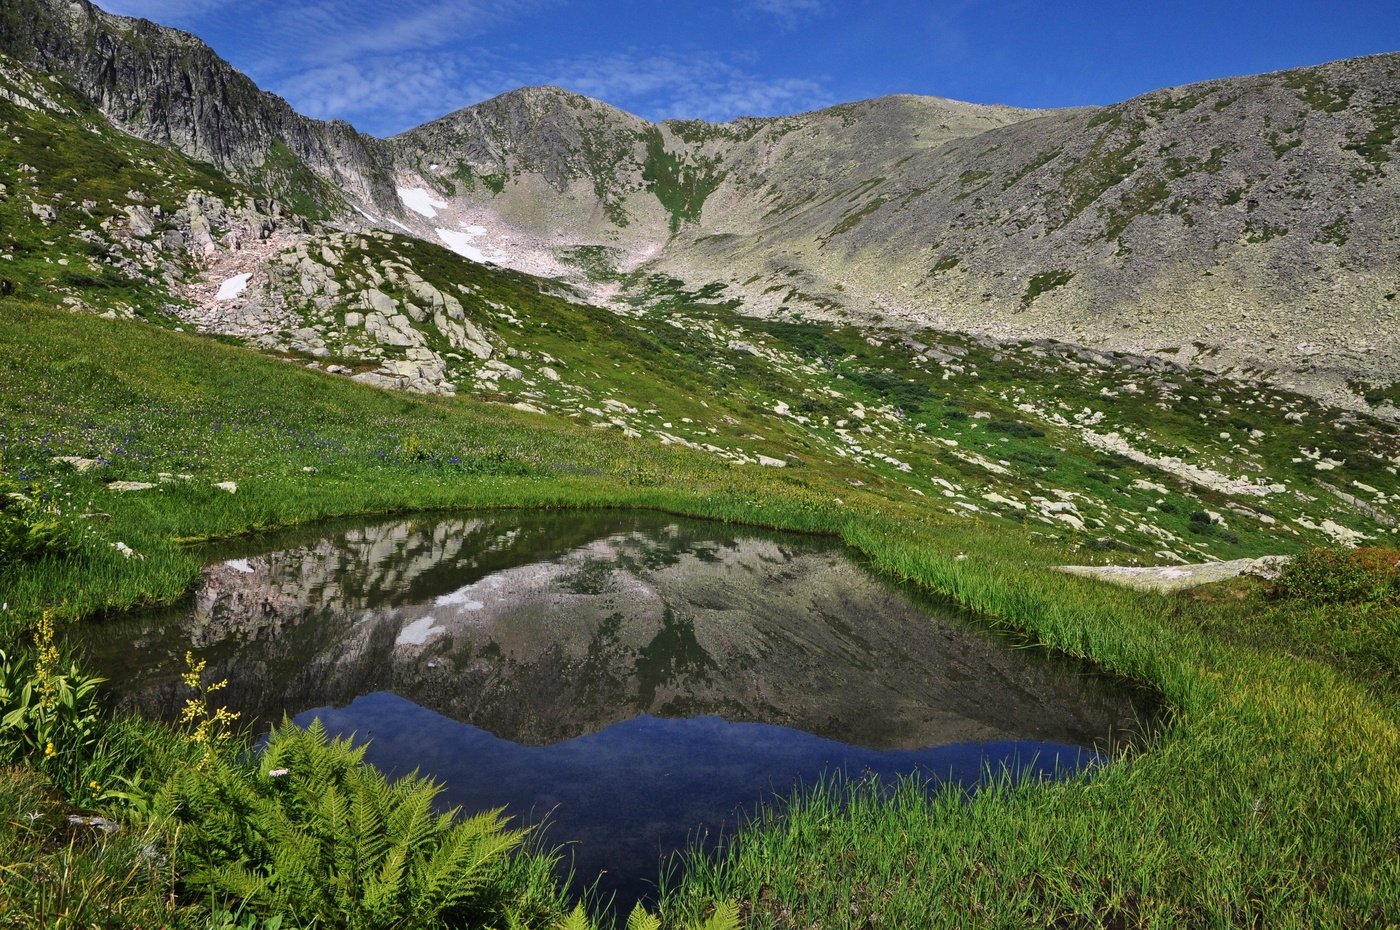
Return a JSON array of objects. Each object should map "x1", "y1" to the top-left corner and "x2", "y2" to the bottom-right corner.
[
  {"x1": 1, "y1": 296, "x2": 1397, "y2": 927},
  {"x1": 1, "y1": 45, "x2": 1397, "y2": 930}
]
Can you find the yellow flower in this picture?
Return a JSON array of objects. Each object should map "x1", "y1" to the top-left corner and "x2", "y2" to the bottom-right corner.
[
  {"x1": 89, "y1": 781, "x2": 101, "y2": 791},
  {"x1": 44, "y1": 741, "x2": 56, "y2": 758}
]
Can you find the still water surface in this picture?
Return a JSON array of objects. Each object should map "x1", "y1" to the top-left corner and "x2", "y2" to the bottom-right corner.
[{"x1": 78, "y1": 511, "x2": 1151, "y2": 908}]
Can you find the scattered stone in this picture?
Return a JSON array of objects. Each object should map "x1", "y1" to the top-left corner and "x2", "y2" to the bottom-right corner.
[
  {"x1": 66, "y1": 815, "x2": 119, "y2": 834},
  {"x1": 52, "y1": 455, "x2": 101, "y2": 472},
  {"x1": 352, "y1": 370, "x2": 406, "y2": 390},
  {"x1": 214, "y1": 481, "x2": 237, "y2": 493},
  {"x1": 124, "y1": 204, "x2": 156, "y2": 236},
  {"x1": 105, "y1": 481, "x2": 156, "y2": 492}
]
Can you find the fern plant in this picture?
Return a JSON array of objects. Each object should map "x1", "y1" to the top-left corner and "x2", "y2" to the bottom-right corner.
[
  {"x1": 548, "y1": 901, "x2": 740, "y2": 930},
  {"x1": 155, "y1": 719, "x2": 528, "y2": 930}
]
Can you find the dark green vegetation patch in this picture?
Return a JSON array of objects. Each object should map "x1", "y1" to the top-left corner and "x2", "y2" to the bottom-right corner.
[
  {"x1": 642, "y1": 128, "x2": 725, "y2": 233},
  {"x1": 1022, "y1": 268, "x2": 1076, "y2": 307}
]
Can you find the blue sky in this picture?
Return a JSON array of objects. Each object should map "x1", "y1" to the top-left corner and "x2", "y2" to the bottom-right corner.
[{"x1": 95, "y1": 1, "x2": 1400, "y2": 137}]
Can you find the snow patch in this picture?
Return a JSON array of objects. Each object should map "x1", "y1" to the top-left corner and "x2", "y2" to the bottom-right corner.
[
  {"x1": 397, "y1": 187, "x2": 448, "y2": 218},
  {"x1": 224, "y1": 558, "x2": 254, "y2": 574},
  {"x1": 396, "y1": 615, "x2": 445, "y2": 647},
  {"x1": 215, "y1": 273, "x2": 251, "y2": 301},
  {"x1": 438, "y1": 225, "x2": 507, "y2": 264}
]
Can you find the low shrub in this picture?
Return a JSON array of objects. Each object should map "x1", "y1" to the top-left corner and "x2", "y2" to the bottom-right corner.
[
  {"x1": 985, "y1": 420, "x2": 1046, "y2": 438},
  {"x1": 0, "y1": 473, "x2": 76, "y2": 568},
  {"x1": 1273, "y1": 546, "x2": 1400, "y2": 606}
]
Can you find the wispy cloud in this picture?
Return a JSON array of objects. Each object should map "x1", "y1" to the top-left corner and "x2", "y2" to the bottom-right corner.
[
  {"x1": 278, "y1": 47, "x2": 834, "y2": 134},
  {"x1": 254, "y1": 0, "x2": 528, "y2": 66},
  {"x1": 746, "y1": 0, "x2": 830, "y2": 24},
  {"x1": 97, "y1": 0, "x2": 837, "y2": 135},
  {"x1": 543, "y1": 53, "x2": 832, "y2": 122}
]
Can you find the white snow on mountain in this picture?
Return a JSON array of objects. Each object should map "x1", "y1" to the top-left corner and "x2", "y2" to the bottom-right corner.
[{"x1": 397, "y1": 187, "x2": 448, "y2": 218}]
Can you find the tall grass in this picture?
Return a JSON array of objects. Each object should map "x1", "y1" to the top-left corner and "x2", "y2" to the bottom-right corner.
[{"x1": 1, "y1": 302, "x2": 1397, "y2": 927}]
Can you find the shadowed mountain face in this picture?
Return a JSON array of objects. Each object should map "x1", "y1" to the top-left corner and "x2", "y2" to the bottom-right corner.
[
  {"x1": 77, "y1": 512, "x2": 1148, "y2": 751},
  {"x1": 3, "y1": 0, "x2": 1398, "y2": 406}
]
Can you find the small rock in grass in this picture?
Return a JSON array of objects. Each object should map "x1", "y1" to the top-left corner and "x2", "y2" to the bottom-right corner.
[
  {"x1": 66, "y1": 815, "x2": 119, "y2": 834},
  {"x1": 214, "y1": 481, "x2": 237, "y2": 493},
  {"x1": 52, "y1": 456, "x2": 102, "y2": 472},
  {"x1": 105, "y1": 481, "x2": 156, "y2": 492}
]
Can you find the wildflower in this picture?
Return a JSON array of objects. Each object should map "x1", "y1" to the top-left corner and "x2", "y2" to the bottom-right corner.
[
  {"x1": 268, "y1": 768, "x2": 290, "y2": 777},
  {"x1": 44, "y1": 740, "x2": 56, "y2": 758},
  {"x1": 89, "y1": 780, "x2": 101, "y2": 791}
]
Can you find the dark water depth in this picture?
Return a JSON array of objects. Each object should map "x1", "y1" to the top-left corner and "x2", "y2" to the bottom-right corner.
[{"x1": 76, "y1": 511, "x2": 1152, "y2": 910}]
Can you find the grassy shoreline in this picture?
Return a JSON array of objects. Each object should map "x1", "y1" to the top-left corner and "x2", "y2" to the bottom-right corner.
[{"x1": 3, "y1": 302, "x2": 1398, "y2": 928}]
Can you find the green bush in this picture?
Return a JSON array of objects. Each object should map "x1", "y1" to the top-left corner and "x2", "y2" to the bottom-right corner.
[
  {"x1": 0, "y1": 476, "x2": 73, "y2": 568},
  {"x1": 1273, "y1": 547, "x2": 1400, "y2": 606},
  {"x1": 154, "y1": 719, "x2": 531, "y2": 930},
  {"x1": 985, "y1": 420, "x2": 1046, "y2": 438}
]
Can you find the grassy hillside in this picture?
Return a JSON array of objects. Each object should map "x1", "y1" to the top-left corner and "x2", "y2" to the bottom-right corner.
[
  {"x1": 0, "y1": 38, "x2": 1397, "y2": 930},
  {"x1": 1, "y1": 300, "x2": 1397, "y2": 928}
]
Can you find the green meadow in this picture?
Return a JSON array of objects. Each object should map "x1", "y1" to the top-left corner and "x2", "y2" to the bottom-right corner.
[{"x1": 1, "y1": 299, "x2": 1397, "y2": 928}]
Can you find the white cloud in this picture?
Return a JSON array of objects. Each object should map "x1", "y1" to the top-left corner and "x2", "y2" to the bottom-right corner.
[
  {"x1": 749, "y1": 0, "x2": 827, "y2": 16},
  {"x1": 264, "y1": 39, "x2": 834, "y2": 136},
  {"x1": 545, "y1": 53, "x2": 832, "y2": 122},
  {"x1": 260, "y1": 0, "x2": 516, "y2": 65},
  {"x1": 100, "y1": 0, "x2": 837, "y2": 136},
  {"x1": 743, "y1": 0, "x2": 831, "y2": 26}
]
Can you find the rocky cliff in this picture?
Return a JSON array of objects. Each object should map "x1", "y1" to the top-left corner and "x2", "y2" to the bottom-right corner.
[{"x1": 0, "y1": 0, "x2": 397, "y2": 217}]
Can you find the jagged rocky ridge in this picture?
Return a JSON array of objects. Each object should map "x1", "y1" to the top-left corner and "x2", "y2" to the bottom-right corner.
[{"x1": 2, "y1": 0, "x2": 1398, "y2": 410}]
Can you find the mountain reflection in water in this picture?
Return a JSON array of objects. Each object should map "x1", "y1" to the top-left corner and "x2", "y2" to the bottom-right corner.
[{"x1": 78, "y1": 511, "x2": 1151, "y2": 909}]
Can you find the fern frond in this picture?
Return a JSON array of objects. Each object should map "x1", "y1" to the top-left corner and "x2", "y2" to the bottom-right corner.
[
  {"x1": 691, "y1": 900, "x2": 740, "y2": 930},
  {"x1": 553, "y1": 902, "x2": 595, "y2": 930},
  {"x1": 626, "y1": 903, "x2": 662, "y2": 930}
]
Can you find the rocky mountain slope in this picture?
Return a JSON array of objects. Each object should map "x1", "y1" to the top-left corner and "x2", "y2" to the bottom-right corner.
[
  {"x1": 2, "y1": 0, "x2": 1398, "y2": 412},
  {"x1": 2, "y1": 37, "x2": 1399, "y2": 560}
]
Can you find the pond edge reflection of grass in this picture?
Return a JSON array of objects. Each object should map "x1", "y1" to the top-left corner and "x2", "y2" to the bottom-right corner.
[{"x1": 1, "y1": 302, "x2": 1397, "y2": 928}]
